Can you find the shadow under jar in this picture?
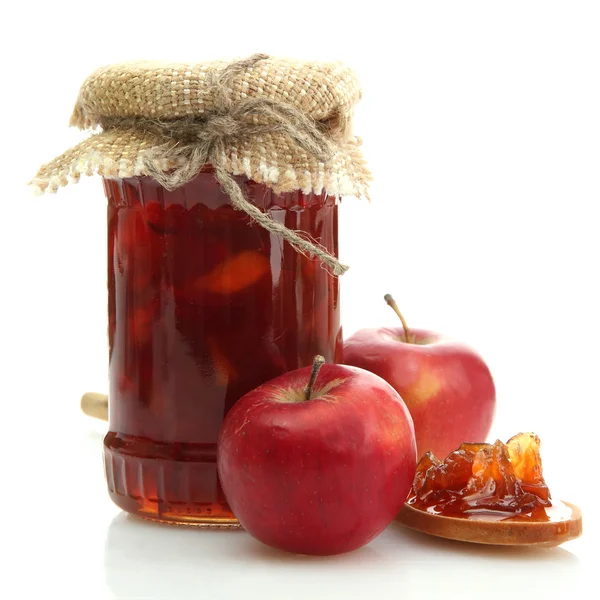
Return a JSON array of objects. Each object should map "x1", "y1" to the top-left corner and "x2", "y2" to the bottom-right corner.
[{"x1": 103, "y1": 167, "x2": 342, "y2": 526}]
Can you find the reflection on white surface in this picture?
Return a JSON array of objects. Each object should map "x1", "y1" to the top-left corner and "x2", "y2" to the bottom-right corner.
[{"x1": 104, "y1": 513, "x2": 583, "y2": 600}]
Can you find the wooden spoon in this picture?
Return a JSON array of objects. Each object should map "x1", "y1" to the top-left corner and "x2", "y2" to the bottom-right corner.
[
  {"x1": 81, "y1": 392, "x2": 108, "y2": 421},
  {"x1": 396, "y1": 501, "x2": 582, "y2": 547}
]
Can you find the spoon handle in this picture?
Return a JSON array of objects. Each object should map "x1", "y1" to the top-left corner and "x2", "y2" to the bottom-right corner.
[{"x1": 81, "y1": 392, "x2": 108, "y2": 421}]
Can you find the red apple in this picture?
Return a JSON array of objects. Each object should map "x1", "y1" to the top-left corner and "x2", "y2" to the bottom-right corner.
[
  {"x1": 217, "y1": 356, "x2": 417, "y2": 556},
  {"x1": 343, "y1": 295, "x2": 496, "y2": 460}
]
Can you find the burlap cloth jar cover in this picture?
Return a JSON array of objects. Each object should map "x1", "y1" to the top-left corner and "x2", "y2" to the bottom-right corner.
[{"x1": 32, "y1": 54, "x2": 371, "y2": 273}]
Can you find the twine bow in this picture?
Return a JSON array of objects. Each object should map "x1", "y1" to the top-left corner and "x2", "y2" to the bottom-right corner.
[{"x1": 102, "y1": 54, "x2": 348, "y2": 276}]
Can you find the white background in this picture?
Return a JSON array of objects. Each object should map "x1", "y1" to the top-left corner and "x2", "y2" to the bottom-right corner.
[{"x1": 2, "y1": 1, "x2": 598, "y2": 598}]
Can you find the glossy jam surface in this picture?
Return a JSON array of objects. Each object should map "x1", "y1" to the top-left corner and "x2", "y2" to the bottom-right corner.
[
  {"x1": 103, "y1": 171, "x2": 341, "y2": 525},
  {"x1": 408, "y1": 433, "x2": 552, "y2": 521}
]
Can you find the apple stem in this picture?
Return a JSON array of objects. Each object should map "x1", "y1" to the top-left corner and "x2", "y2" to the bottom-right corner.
[
  {"x1": 384, "y1": 293, "x2": 412, "y2": 343},
  {"x1": 304, "y1": 355, "x2": 326, "y2": 401}
]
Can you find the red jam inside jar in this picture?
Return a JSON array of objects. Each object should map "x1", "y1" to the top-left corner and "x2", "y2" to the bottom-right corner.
[{"x1": 103, "y1": 168, "x2": 342, "y2": 525}]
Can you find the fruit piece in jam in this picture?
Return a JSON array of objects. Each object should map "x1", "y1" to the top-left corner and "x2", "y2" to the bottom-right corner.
[{"x1": 407, "y1": 433, "x2": 552, "y2": 519}]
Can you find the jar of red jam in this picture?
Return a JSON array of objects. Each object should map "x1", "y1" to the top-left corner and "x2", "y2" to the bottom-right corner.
[
  {"x1": 31, "y1": 55, "x2": 370, "y2": 527},
  {"x1": 103, "y1": 169, "x2": 341, "y2": 525}
]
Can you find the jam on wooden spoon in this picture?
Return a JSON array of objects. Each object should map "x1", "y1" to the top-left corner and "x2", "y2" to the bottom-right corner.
[{"x1": 396, "y1": 433, "x2": 582, "y2": 547}]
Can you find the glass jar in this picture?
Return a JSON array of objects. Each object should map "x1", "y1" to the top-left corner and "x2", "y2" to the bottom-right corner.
[{"x1": 102, "y1": 168, "x2": 342, "y2": 526}]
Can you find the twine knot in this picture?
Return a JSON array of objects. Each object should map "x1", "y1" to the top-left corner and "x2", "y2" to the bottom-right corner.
[
  {"x1": 102, "y1": 54, "x2": 347, "y2": 276},
  {"x1": 204, "y1": 114, "x2": 239, "y2": 139}
]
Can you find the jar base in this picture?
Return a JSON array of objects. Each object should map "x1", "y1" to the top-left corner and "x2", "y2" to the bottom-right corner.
[
  {"x1": 104, "y1": 432, "x2": 237, "y2": 526},
  {"x1": 107, "y1": 489, "x2": 241, "y2": 527},
  {"x1": 138, "y1": 514, "x2": 242, "y2": 528}
]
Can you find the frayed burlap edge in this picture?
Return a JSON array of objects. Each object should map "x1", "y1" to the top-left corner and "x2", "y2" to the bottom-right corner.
[{"x1": 30, "y1": 128, "x2": 371, "y2": 199}]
